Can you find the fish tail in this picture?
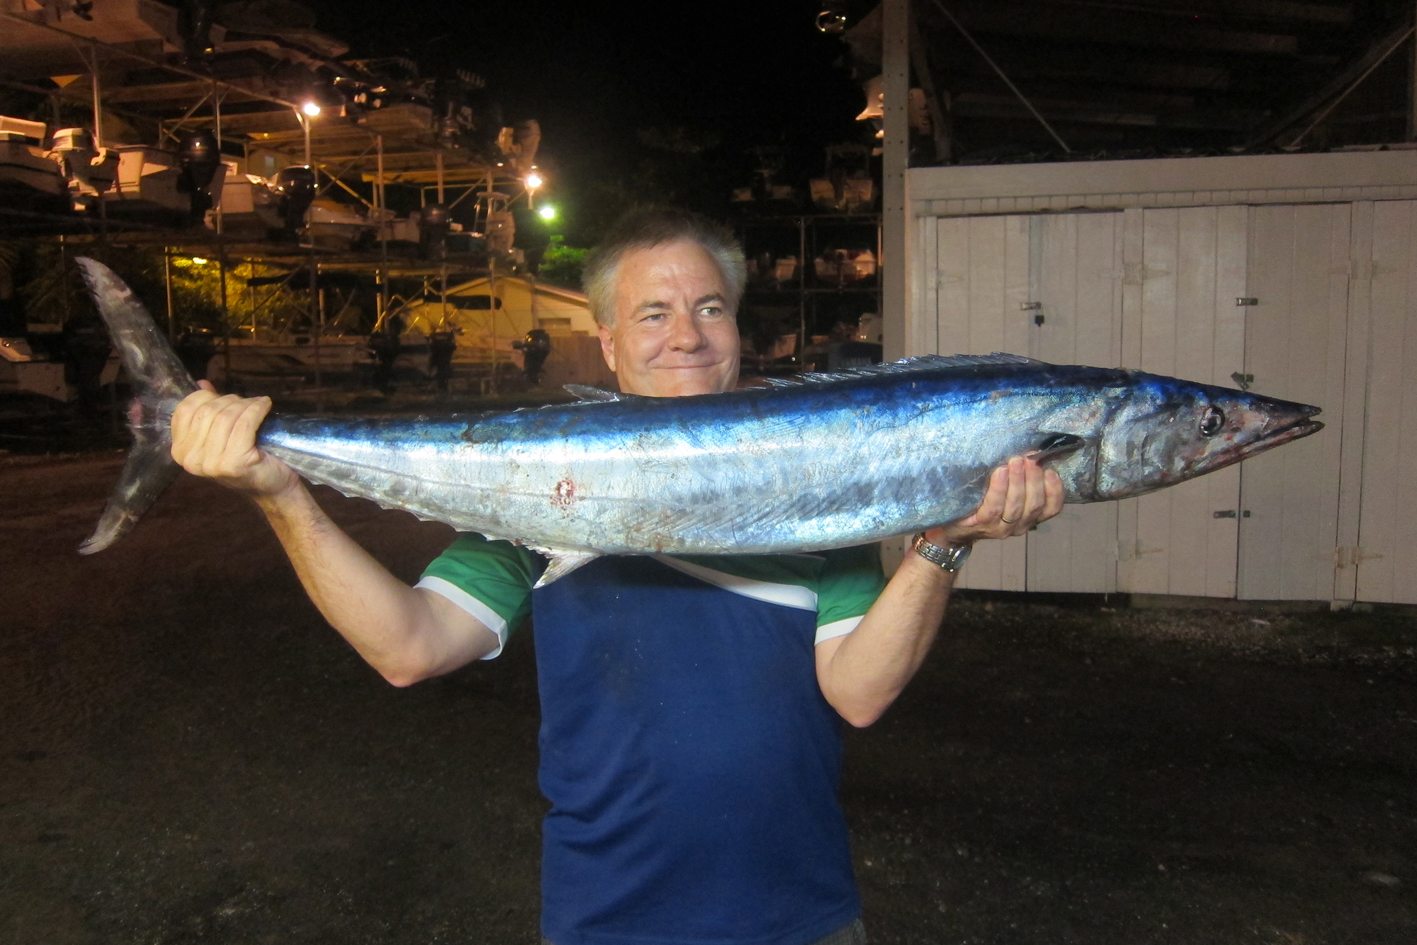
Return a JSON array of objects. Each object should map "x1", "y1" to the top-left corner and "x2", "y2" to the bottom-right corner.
[{"x1": 75, "y1": 257, "x2": 198, "y2": 554}]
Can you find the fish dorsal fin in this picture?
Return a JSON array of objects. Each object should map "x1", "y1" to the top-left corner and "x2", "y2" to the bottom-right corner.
[
  {"x1": 563, "y1": 384, "x2": 624, "y2": 403},
  {"x1": 760, "y1": 352, "x2": 1041, "y2": 387}
]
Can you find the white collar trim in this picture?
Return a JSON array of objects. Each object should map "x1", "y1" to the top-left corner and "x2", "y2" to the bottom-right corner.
[{"x1": 653, "y1": 556, "x2": 818, "y2": 612}]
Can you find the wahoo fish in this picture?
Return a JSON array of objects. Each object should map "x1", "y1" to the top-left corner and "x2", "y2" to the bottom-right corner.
[{"x1": 76, "y1": 257, "x2": 1322, "y2": 584}]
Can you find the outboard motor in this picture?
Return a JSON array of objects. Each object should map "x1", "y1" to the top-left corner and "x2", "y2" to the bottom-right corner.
[
  {"x1": 177, "y1": 129, "x2": 222, "y2": 220},
  {"x1": 273, "y1": 165, "x2": 316, "y2": 234},
  {"x1": 49, "y1": 127, "x2": 117, "y2": 212},
  {"x1": 512, "y1": 328, "x2": 551, "y2": 385},
  {"x1": 419, "y1": 202, "x2": 451, "y2": 257},
  {"x1": 177, "y1": 0, "x2": 217, "y2": 62}
]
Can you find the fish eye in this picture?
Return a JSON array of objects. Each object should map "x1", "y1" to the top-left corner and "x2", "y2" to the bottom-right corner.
[{"x1": 1199, "y1": 406, "x2": 1225, "y2": 437}]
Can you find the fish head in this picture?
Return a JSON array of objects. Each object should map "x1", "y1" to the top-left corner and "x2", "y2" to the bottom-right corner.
[{"x1": 1086, "y1": 376, "x2": 1323, "y2": 500}]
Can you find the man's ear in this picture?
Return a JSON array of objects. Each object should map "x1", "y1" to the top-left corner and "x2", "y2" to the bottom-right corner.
[{"x1": 597, "y1": 324, "x2": 618, "y2": 373}]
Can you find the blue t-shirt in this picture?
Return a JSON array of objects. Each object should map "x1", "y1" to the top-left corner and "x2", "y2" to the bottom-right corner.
[{"x1": 419, "y1": 538, "x2": 886, "y2": 945}]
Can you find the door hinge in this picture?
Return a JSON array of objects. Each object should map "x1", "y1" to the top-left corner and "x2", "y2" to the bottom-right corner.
[{"x1": 1335, "y1": 547, "x2": 1384, "y2": 569}]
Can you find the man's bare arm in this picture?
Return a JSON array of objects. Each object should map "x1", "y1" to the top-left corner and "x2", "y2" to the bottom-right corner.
[
  {"x1": 171, "y1": 387, "x2": 498, "y2": 685},
  {"x1": 815, "y1": 457, "x2": 1064, "y2": 727}
]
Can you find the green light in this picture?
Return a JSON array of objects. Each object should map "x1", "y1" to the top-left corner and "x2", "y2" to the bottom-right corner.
[{"x1": 538, "y1": 203, "x2": 558, "y2": 222}]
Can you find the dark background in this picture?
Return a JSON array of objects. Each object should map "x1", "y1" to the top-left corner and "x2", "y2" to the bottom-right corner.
[{"x1": 298, "y1": 0, "x2": 872, "y2": 236}]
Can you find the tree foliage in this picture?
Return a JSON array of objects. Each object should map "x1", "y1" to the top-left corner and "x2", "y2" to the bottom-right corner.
[
  {"x1": 536, "y1": 235, "x2": 589, "y2": 290},
  {"x1": 0, "y1": 242, "x2": 311, "y2": 337}
]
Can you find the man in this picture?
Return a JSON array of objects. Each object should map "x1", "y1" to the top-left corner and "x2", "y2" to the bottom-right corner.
[{"x1": 171, "y1": 207, "x2": 1063, "y2": 945}]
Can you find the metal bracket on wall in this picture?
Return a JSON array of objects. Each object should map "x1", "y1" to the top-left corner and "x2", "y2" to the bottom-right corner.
[
  {"x1": 1021, "y1": 301, "x2": 1044, "y2": 325},
  {"x1": 1334, "y1": 546, "x2": 1383, "y2": 569}
]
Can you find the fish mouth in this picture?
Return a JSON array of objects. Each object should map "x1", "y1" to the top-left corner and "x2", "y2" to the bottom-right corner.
[{"x1": 1237, "y1": 404, "x2": 1324, "y2": 460}]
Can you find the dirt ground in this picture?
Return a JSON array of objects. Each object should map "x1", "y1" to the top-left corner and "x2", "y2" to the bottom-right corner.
[{"x1": 3, "y1": 445, "x2": 1415, "y2": 945}]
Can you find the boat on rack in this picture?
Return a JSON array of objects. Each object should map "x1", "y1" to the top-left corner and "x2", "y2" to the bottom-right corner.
[{"x1": 0, "y1": 116, "x2": 67, "y2": 213}]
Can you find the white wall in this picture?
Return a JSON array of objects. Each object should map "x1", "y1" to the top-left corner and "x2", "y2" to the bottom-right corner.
[{"x1": 907, "y1": 151, "x2": 1417, "y2": 604}]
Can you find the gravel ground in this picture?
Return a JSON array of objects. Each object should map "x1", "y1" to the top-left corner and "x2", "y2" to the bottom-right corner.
[{"x1": 3, "y1": 449, "x2": 1415, "y2": 945}]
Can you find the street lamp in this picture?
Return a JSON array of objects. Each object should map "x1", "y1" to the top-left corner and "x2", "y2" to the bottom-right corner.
[
  {"x1": 295, "y1": 99, "x2": 320, "y2": 164},
  {"x1": 522, "y1": 166, "x2": 544, "y2": 210},
  {"x1": 292, "y1": 97, "x2": 322, "y2": 395}
]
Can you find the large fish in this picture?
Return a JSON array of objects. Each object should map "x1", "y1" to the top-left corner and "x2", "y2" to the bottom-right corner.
[{"x1": 76, "y1": 257, "x2": 1322, "y2": 584}]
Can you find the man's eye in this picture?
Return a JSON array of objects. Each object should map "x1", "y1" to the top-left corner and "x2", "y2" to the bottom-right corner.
[{"x1": 699, "y1": 306, "x2": 724, "y2": 318}]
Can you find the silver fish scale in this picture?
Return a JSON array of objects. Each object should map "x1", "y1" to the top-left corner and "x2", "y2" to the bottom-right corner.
[{"x1": 259, "y1": 375, "x2": 1093, "y2": 556}]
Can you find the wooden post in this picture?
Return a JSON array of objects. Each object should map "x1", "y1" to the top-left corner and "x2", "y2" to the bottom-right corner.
[{"x1": 881, "y1": 0, "x2": 909, "y2": 364}]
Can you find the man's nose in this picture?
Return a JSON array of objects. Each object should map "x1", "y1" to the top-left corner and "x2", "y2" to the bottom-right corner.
[{"x1": 667, "y1": 312, "x2": 706, "y2": 350}]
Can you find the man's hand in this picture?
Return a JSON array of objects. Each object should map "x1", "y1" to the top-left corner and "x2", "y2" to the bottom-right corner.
[
  {"x1": 170, "y1": 381, "x2": 300, "y2": 499},
  {"x1": 929, "y1": 456, "x2": 1064, "y2": 546}
]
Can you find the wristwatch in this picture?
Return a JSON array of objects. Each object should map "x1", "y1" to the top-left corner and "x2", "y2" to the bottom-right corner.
[{"x1": 912, "y1": 532, "x2": 972, "y2": 573}]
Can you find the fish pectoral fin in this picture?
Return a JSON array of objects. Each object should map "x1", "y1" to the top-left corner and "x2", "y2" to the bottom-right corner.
[
  {"x1": 1027, "y1": 433, "x2": 1086, "y2": 464},
  {"x1": 534, "y1": 550, "x2": 600, "y2": 587}
]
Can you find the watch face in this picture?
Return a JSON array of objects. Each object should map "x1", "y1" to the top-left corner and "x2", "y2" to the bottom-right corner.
[{"x1": 941, "y1": 543, "x2": 970, "y2": 571}]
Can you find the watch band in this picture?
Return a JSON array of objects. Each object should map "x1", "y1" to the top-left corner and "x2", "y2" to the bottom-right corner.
[{"x1": 912, "y1": 532, "x2": 972, "y2": 573}]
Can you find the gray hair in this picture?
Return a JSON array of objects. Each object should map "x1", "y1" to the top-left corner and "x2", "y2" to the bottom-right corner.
[{"x1": 582, "y1": 207, "x2": 747, "y2": 327}]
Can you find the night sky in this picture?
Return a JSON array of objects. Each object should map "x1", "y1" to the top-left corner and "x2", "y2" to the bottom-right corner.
[{"x1": 300, "y1": 1, "x2": 873, "y2": 231}]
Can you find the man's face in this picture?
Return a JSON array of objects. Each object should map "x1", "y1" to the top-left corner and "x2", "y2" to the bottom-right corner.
[{"x1": 598, "y1": 239, "x2": 741, "y2": 397}]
